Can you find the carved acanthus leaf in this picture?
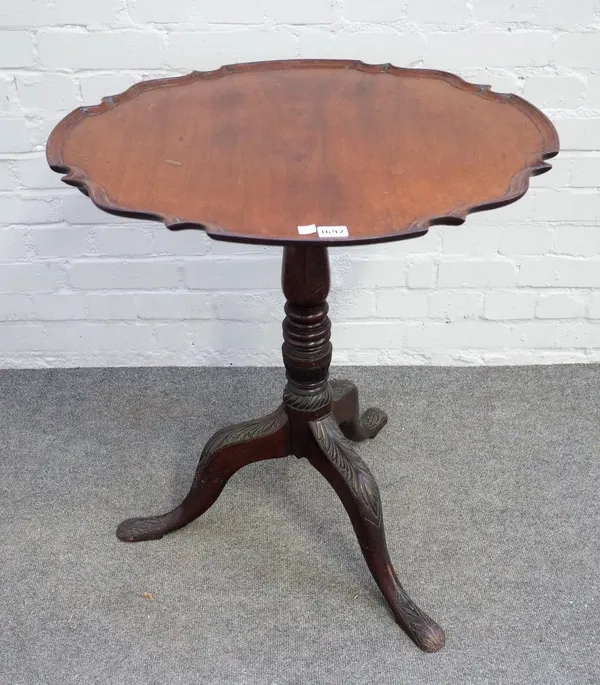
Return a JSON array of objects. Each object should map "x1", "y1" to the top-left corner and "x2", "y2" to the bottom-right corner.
[{"x1": 310, "y1": 417, "x2": 381, "y2": 526}]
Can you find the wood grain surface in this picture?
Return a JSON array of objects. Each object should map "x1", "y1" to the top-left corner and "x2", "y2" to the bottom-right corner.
[{"x1": 47, "y1": 59, "x2": 559, "y2": 246}]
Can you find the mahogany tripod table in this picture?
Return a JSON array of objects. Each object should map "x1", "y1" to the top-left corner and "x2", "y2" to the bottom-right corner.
[{"x1": 47, "y1": 60, "x2": 559, "y2": 652}]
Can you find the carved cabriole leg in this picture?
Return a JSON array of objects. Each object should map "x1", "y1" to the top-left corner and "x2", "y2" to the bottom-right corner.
[
  {"x1": 116, "y1": 407, "x2": 289, "y2": 542},
  {"x1": 331, "y1": 379, "x2": 388, "y2": 442},
  {"x1": 307, "y1": 414, "x2": 445, "y2": 653},
  {"x1": 282, "y1": 245, "x2": 444, "y2": 651}
]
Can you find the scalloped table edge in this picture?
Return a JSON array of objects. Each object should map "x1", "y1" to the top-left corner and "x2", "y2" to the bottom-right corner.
[{"x1": 46, "y1": 59, "x2": 560, "y2": 247}]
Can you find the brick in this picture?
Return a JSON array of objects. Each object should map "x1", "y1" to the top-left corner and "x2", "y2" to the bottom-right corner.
[
  {"x1": 16, "y1": 75, "x2": 81, "y2": 111},
  {"x1": 442, "y1": 225, "x2": 499, "y2": 255},
  {"x1": 0, "y1": 324, "x2": 47, "y2": 353},
  {"x1": 189, "y1": 321, "x2": 280, "y2": 350},
  {"x1": 31, "y1": 293, "x2": 88, "y2": 320},
  {"x1": 44, "y1": 322, "x2": 154, "y2": 352},
  {"x1": 473, "y1": 0, "x2": 537, "y2": 22},
  {"x1": 0, "y1": 228, "x2": 29, "y2": 260},
  {"x1": 0, "y1": 197, "x2": 62, "y2": 225},
  {"x1": 135, "y1": 292, "x2": 213, "y2": 319},
  {"x1": 84, "y1": 293, "x2": 139, "y2": 320},
  {"x1": 532, "y1": 190, "x2": 600, "y2": 222},
  {"x1": 407, "y1": 0, "x2": 466, "y2": 24},
  {"x1": 154, "y1": 322, "x2": 193, "y2": 353},
  {"x1": 482, "y1": 350, "x2": 591, "y2": 365},
  {"x1": 51, "y1": 0, "x2": 126, "y2": 25},
  {"x1": 407, "y1": 261, "x2": 436, "y2": 288},
  {"x1": 428, "y1": 292, "x2": 484, "y2": 321},
  {"x1": 0, "y1": 119, "x2": 31, "y2": 153},
  {"x1": 343, "y1": 0, "x2": 404, "y2": 21},
  {"x1": 328, "y1": 290, "x2": 377, "y2": 319},
  {"x1": 340, "y1": 227, "x2": 442, "y2": 261},
  {"x1": 484, "y1": 292, "x2": 536, "y2": 320},
  {"x1": 267, "y1": 0, "x2": 335, "y2": 25},
  {"x1": 298, "y1": 31, "x2": 340, "y2": 59},
  {"x1": 31, "y1": 227, "x2": 90, "y2": 258},
  {"x1": 528, "y1": 157, "x2": 570, "y2": 189},
  {"x1": 38, "y1": 31, "x2": 163, "y2": 69},
  {"x1": 0, "y1": 263, "x2": 62, "y2": 293},
  {"x1": 0, "y1": 32, "x2": 35, "y2": 67},
  {"x1": 590, "y1": 294, "x2": 600, "y2": 319},
  {"x1": 508, "y1": 322, "x2": 560, "y2": 348},
  {"x1": 61, "y1": 193, "x2": 129, "y2": 224},
  {"x1": 91, "y1": 226, "x2": 153, "y2": 256},
  {"x1": 153, "y1": 227, "x2": 209, "y2": 256},
  {"x1": 27, "y1": 116, "x2": 58, "y2": 151},
  {"x1": 522, "y1": 76, "x2": 585, "y2": 109},
  {"x1": 209, "y1": 240, "x2": 277, "y2": 256},
  {"x1": 535, "y1": 293, "x2": 586, "y2": 319},
  {"x1": 0, "y1": 294, "x2": 33, "y2": 321},
  {"x1": 127, "y1": 0, "x2": 196, "y2": 23},
  {"x1": 166, "y1": 31, "x2": 296, "y2": 70},
  {"x1": 376, "y1": 290, "x2": 428, "y2": 318},
  {"x1": 346, "y1": 32, "x2": 426, "y2": 67},
  {"x1": 587, "y1": 75, "x2": 600, "y2": 109},
  {"x1": 69, "y1": 260, "x2": 181, "y2": 289},
  {"x1": 79, "y1": 73, "x2": 139, "y2": 104},
  {"x1": 203, "y1": 0, "x2": 267, "y2": 23},
  {"x1": 427, "y1": 32, "x2": 553, "y2": 69},
  {"x1": 555, "y1": 33, "x2": 600, "y2": 68},
  {"x1": 300, "y1": 31, "x2": 426, "y2": 66},
  {"x1": 456, "y1": 69, "x2": 520, "y2": 95},
  {"x1": 536, "y1": 0, "x2": 596, "y2": 26},
  {"x1": 184, "y1": 258, "x2": 280, "y2": 289},
  {"x1": 0, "y1": 0, "x2": 50, "y2": 27},
  {"x1": 498, "y1": 225, "x2": 552, "y2": 255},
  {"x1": 348, "y1": 227, "x2": 440, "y2": 256},
  {"x1": 232, "y1": 31, "x2": 304, "y2": 64},
  {"x1": 213, "y1": 291, "x2": 282, "y2": 321},
  {"x1": 0, "y1": 75, "x2": 19, "y2": 114},
  {"x1": 14, "y1": 157, "x2": 63, "y2": 190},
  {"x1": 404, "y1": 321, "x2": 510, "y2": 349},
  {"x1": 0, "y1": 161, "x2": 16, "y2": 191},
  {"x1": 438, "y1": 260, "x2": 517, "y2": 288},
  {"x1": 569, "y1": 158, "x2": 600, "y2": 188},
  {"x1": 554, "y1": 119, "x2": 600, "y2": 151},
  {"x1": 553, "y1": 225, "x2": 600, "y2": 255},
  {"x1": 554, "y1": 324, "x2": 600, "y2": 348},
  {"x1": 470, "y1": 193, "x2": 533, "y2": 224},
  {"x1": 334, "y1": 259, "x2": 406, "y2": 289},
  {"x1": 519, "y1": 257, "x2": 600, "y2": 287},
  {"x1": 510, "y1": 322, "x2": 600, "y2": 348},
  {"x1": 336, "y1": 322, "x2": 408, "y2": 349},
  {"x1": 333, "y1": 347, "x2": 383, "y2": 364}
]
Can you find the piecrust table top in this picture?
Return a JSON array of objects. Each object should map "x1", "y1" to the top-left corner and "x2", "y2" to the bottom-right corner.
[{"x1": 47, "y1": 59, "x2": 559, "y2": 246}]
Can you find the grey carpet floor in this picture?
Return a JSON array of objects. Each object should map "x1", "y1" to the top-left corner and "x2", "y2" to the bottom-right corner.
[{"x1": 0, "y1": 366, "x2": 599, "y2": 685}]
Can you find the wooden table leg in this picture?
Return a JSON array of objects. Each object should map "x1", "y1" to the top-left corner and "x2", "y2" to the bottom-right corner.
[
  {"x1": 308, "y1": 415, "x2": 445, "y2": 653},
  {"x1": 116, "y1": 407, "x2": 289, "y2": 542},
  {"x1": 331, "y1": 379, "x2": 388, "y2": 441}
]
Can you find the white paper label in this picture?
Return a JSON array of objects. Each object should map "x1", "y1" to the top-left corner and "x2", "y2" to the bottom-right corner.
[
  {"x1": 317, "y1": 225, "x2": 349, "y2": 238},
  {"x1": 297, "y1": 224, "x2": 317, "y2": 235}
]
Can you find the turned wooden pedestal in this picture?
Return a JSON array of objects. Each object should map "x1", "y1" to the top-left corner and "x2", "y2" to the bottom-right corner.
[{"x1": 116, "y1": 244, "x2": 445, "y2": 652}]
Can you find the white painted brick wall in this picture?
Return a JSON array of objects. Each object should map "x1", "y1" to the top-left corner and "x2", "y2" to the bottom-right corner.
[{"x1": 1, "y1": 1, "x2": 600, "y2": 368}]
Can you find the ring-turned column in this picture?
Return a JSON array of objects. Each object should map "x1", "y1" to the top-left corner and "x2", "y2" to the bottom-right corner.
[{"x1": 281, "y1": 245, "x2": 333, "y2": 421}]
